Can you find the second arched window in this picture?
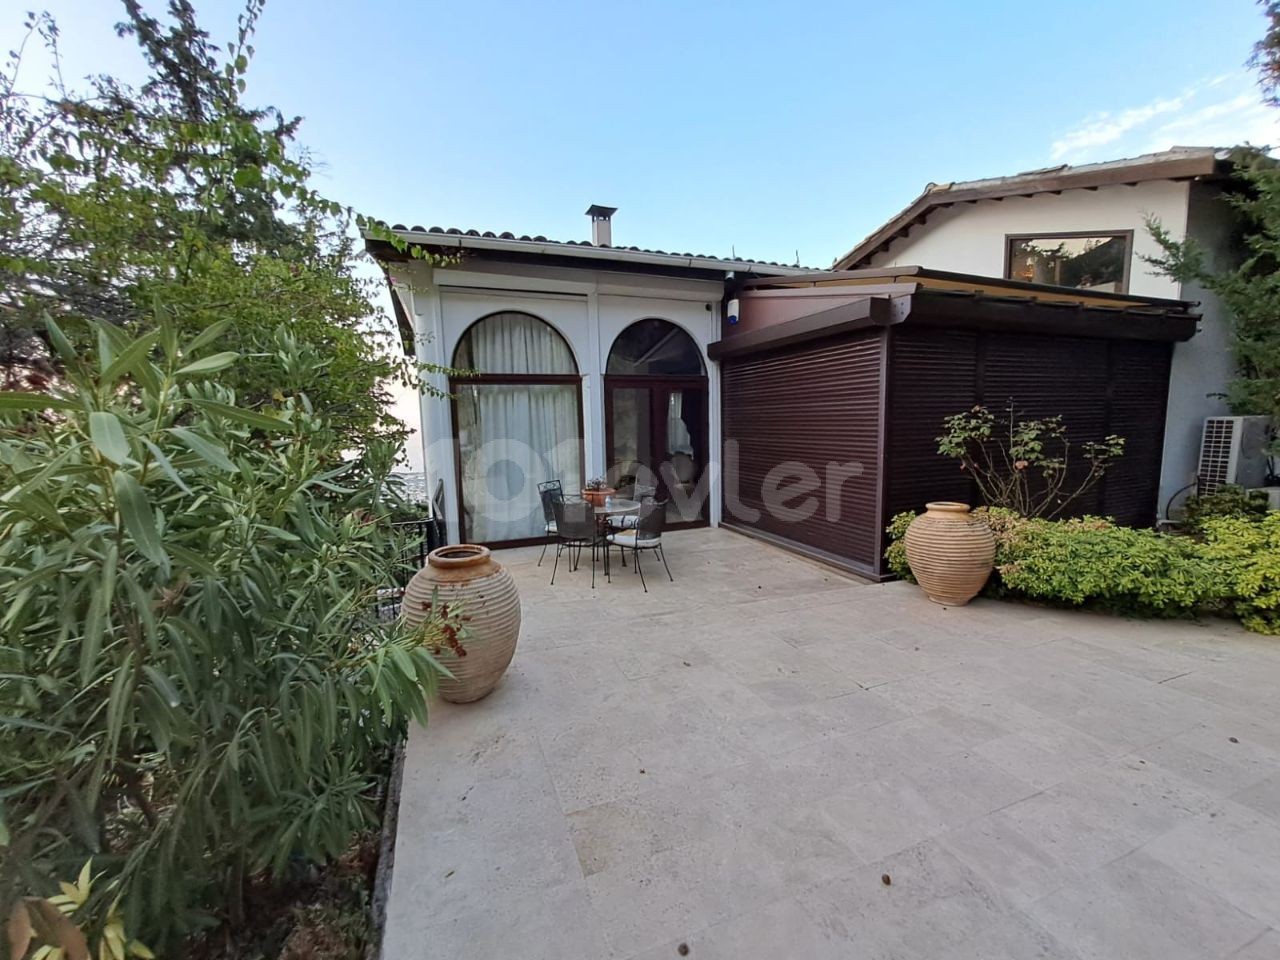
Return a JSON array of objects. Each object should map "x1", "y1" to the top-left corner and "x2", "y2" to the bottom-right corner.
[{"x1": 605, "y1": 319, "x2": 708, "y2": 528}]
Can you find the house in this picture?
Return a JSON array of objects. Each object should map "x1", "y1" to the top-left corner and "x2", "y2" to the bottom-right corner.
[
  {"x1": 366, "y1": 211, "x2": 815, "y2": 547},
  {"x1": 833, "y1": 147, "x2": 1242, "y2": 515},
  {"x1": 366, "y1": 209, "x2": 1199, "y2": 579}
]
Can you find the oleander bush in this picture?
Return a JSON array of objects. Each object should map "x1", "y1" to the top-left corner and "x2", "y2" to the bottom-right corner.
[
  {"x1": 0, "y1": 320, "x2": 454, "y2": 950},
  {"x1": 886, "y1": 506, "x2": 1279, "y2": 633},
  {"x1": 0, "y1": 3, "x2": 461, "y2": 952}
]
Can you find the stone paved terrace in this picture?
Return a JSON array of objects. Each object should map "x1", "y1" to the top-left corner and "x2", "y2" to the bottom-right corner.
[{"x1": 383, "y1": 528, "x2": 1280, "y2": 960}]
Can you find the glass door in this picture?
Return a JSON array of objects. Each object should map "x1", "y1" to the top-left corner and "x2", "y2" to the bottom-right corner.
[
  {"x1": 660, "y1": 387, "x2": 706, "y2": 524},
  {"x1": 606, "y1": 379, "x2": 708, "y2": 527}
]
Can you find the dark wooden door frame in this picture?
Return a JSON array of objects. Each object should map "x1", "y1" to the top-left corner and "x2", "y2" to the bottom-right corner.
[
  {"x1": 448, "y1": 374, "x2": 586, "y2": 547},
  {"x1": 603, "y1": 373, "x2": 710, "y2": 529}
]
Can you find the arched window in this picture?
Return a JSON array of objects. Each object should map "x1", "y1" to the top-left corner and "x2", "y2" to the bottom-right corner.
[
  {"x1": 451, "y1": 312, "x2": 582, "y2": 544},
  {"x1": 604, "y1": 319, "x2": 708, "y2": 527},
  {"x1": 606, "y1": 318, "x2": 704, "y2": 376},
  {"x1": 454, "y1": 311, "x2": 576, "y2": 374}
]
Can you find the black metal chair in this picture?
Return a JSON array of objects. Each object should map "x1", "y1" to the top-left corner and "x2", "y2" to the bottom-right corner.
[
  {"x1": 551, "y1": 497, "x2": 602, "y2": 588},
  {"x1": 377, "y1": 515, "x2": 446, "y2": 621},
  {"x1": 609, "y1": 483, "x2": 656, "y2": 532},
  {"x1": 537, "y1": 480, "x2": 563, "y2": 567},
  {"x1": 606, "y1": 498, "x2": 672, "y2": 592}
]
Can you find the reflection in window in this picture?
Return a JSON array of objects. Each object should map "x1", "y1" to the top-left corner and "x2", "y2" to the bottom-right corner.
[
  {"x1": 606, "y1": 319, "x2": 704, "y2": 375},
  {"x1": 667, "y1": 392, "x2": 692, "y2": 456},
  {"x1": 1006, "y1": 234, "x2": 1129, "y2": 293}
]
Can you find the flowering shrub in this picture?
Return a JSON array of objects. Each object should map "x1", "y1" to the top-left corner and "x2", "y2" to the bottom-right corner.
[
  {"x1": 0, "y1": 321, "x2": 454, "y2": 948},
  {"x1": 937, "y1": 403, "x2": 1125, "y2": 518}
]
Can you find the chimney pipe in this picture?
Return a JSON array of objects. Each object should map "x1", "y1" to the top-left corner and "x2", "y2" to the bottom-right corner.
[{"x1": 585, "y1": 204, "x2": 617, "y2": 247}]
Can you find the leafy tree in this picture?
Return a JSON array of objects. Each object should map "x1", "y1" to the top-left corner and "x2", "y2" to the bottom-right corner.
[
  {"x1": 0, "y1": 0, "x2": 456, "y2": 951},
  {"x1": 1146, "y1": 151, "x2": 1280, "y2": 453},
  {"x1": 0, "y1": 0, "x2": 430, "y2": 459},
  {"x1": 1250, "y1": 0, "x2": 1280, "y2": 107},
  {"x1": 1145, "y1": 3, "x2": 1280, "y2": 457}
]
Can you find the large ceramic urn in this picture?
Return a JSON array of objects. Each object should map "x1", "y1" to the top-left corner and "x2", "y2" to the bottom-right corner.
[
  {"x1": 903, "y1": 502, "x2": 995, "y2": 606},
  {"x1": 401, "y1": 545, "x2": 521, "y2": 703}
]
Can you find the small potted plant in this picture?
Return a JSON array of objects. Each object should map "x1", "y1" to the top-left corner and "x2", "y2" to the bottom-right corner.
[{"x1": 582, "y1": 475, "x2": 616, "y2": 507}]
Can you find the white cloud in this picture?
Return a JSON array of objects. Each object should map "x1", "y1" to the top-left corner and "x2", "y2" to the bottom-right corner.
[
  {"x1": 1050, "y1": 96, "x2": 1190, "y2": 160},
  {"x1": 1142, "y1": 94, "x2": 1278, "y2": 152},
  {"x1": 1049, "y1": 74, "x2": 1280, "y2": 163}
]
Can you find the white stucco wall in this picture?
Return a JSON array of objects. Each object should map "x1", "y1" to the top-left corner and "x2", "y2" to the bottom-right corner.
[
  {"x1": 390, "y1": 258, "x2": 724, "y2": 542},
  {"x1": 867, "y1": 180, "x2": 1189, "y2": 299},
  {"x1": 865, "y1": 180, "x2": 1238, "y2": 516},
  {"x1": 1161, "y1": 183, "x2": 1238, "y2": 507}
]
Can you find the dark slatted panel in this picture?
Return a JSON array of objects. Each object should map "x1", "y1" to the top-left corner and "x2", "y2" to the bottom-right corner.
[
  {"x1": 886, "y1": 330, "x2": 1171, "y2": 532},
  {"x1": 1101, "y1": 340, "x2": 1172, "y2": 524},
  {"x1": 884, "y1": 330, "x2": 979, "y2": 519},
  {"x1": 721, "y1": 332, "x2": 885, "y2": 570},
  {"x1": 982, "y1": 334, "x2": 1111, "y2": 516}
]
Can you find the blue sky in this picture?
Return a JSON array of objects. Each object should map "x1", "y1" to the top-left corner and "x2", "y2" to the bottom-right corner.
[
  {"x1": 6, "y1": 1, "x2": 1278, "y2": 469},
  {"x1": 7, "y1": 0, "x2": 1278, "y2": 267}
]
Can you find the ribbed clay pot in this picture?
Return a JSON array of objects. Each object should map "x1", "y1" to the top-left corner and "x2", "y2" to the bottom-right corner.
[
  {"x1": 401, "y1": 544, "x2": 521, "y2": 703},
  {"x1": 903, "y1": 502, "x2": 995, "y2": 606}
]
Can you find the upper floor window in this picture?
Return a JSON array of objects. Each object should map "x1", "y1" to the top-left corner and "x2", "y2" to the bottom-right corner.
[{"x1": 1005, "y1": 231, "x2": 1132, "y2": 294}]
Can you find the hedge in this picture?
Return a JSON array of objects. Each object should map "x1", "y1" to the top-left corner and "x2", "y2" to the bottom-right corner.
[{"x1": 886, "y1": 507, "x2": 1280, "y2": 634}]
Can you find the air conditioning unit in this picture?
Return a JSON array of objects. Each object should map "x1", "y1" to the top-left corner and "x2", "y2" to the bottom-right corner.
[{"x1": 1197, "y1": 416, "x2": 1273, "y2": 494}]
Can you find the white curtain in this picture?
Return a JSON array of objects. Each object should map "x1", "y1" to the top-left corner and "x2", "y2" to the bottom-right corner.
[
  {"x1": 455, "y1": 313, "x2": 581, "y2": 542},
  {"x1": 456, "y1": 312, "x2": 575, "y2": 375},
  {"x1": 667, "y1": 391, "x2": 692, "y2": 455}
]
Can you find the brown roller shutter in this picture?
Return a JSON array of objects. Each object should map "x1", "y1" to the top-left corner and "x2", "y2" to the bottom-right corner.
[
  {"x1": 720, "y1": 331, "x2": 886, "y2": 574},
  {"x1": 982, "y1": 334, "x2": 1111, "y2": 516},
  {"x1": 884, "y1": 329, "x2": 979, "y2": 519},
  {"x1": 885, "y1": 328, "x2": 1171, "y2": 532},
  {"x1": 1100, "y1": 340, "x2": 1172, "y2": 524}
]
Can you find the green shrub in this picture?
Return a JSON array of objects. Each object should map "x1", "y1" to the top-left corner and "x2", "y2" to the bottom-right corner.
[
  {"x1": 1201, "y1": 512, "x2": 1280, "y2": 634},
  {"x1": 0, "y1": 320, "x2": 453, "y2": 947},
  {"x1": 885, "y1": 506, "x2": 1278, "y2": 629},
  {"x1": 994, "y1": 516, "x2": 1218, "y2": 616},
  {"x1": 884, "y1": 512, "x2": 916, "y2": 581},
  {"x1": 1183, "y1": 485, "x2": 1272, "y2": 531}
]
